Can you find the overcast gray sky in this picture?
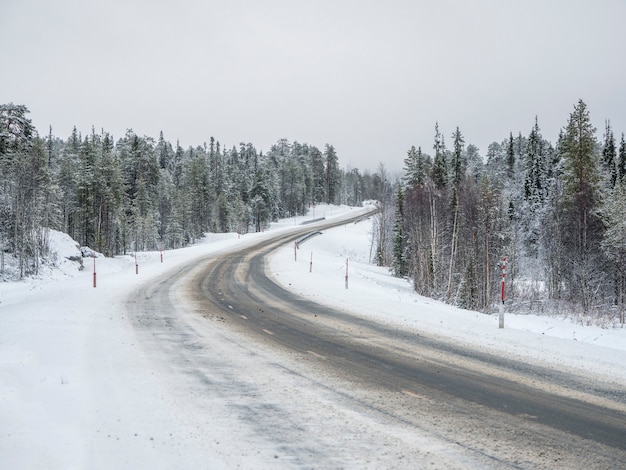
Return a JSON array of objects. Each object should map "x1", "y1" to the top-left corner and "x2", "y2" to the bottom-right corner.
[{"x1": 2, "y1": 0, "x2": 625, "y2": 172}]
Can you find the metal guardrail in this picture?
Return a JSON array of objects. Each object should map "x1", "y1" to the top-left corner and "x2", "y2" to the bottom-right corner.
[{"x1": 295, "y1": 231, "x2": 323, "y2": 247}]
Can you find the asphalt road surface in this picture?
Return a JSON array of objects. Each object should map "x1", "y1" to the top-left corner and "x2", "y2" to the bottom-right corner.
[{"x1": 128, "y1": 212, "x2": 626, "y2": 469}]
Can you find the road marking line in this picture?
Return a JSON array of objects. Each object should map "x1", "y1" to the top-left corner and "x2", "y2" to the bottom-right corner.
[
  {"x1": 240, "y1": 315, "x2": 248, "y2": 320},
  {"x1": 262, "y1": 329, "x2": 274, "y2": 336},
  {"x1": 228, "y1": 305, "x2": 234, "y2": 309},
  {"x1": 401, "y1": 389, "x2": 420, "y2": 398},
  {"x1": 306, "y1": 350, "x2": 326, "y2": 359}
]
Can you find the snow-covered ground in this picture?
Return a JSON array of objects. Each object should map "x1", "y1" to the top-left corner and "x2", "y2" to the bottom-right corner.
[{"x1": 1, "y1": 204, "x2": 625, "y2": 468}]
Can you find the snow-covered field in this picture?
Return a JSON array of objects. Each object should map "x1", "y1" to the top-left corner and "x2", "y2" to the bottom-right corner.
[{"x1": 1, "y1": 204, "x2": 625, "y2": 468}]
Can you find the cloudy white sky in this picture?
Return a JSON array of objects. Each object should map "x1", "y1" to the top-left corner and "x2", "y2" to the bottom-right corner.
[{"x1": 2, "y1": 0, "x2": 625, "y2": 172}]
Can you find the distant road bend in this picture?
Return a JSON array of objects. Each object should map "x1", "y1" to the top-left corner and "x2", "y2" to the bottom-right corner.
[{"x1": 133, "y1": 209, "x2": 626, "y2": 468}]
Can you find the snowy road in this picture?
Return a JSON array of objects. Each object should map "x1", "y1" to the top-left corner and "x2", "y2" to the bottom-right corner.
[{"x1": 127, "y1": 213, "x2": 626, "y2": 469}]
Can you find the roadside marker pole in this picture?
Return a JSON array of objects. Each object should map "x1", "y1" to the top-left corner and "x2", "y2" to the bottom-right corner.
[
  {"x1": 499, "y1": 257, "x2": 506, "y2": 329},
  {"x1": 310, "y1": 252, "x2": 313, "y2": 273},
  {"x1": 93, "y1": 257, "x2": 96, "y2": 288},
  {"x1": 345, "y1": 257, "x2": 349, "y2": 289},
  {"x1": 294, "y1": 241, "x2": 297, "y2": 261},
  {"x1": 135, "y1": 252, "x2": 139, "y2": 275}
]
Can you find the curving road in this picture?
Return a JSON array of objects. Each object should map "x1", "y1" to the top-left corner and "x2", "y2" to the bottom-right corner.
[{"x1": 129, "y1": 211, "x2": 626, "y2": 468}]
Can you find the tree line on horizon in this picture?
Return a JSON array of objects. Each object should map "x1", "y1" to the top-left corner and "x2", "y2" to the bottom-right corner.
[
  {"x1": 0, "y1": 103, "x2": 383, "y2": 278},
  {"x1": 386, "y1": 99, "x2": 626, "y2": 322}
]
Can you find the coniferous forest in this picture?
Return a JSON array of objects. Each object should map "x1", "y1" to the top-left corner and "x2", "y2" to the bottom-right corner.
[
  {"x1": 389, "y1": 99, "x2": 626, "y2": 323},
  {"x1": 2, "y1": 100, "x2": 625, "y2": 323},
  {"x1": 0, "y1": 103, "x2": 381, "y2": 277}
]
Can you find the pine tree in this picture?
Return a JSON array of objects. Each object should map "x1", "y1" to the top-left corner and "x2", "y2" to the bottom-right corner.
[
  {"x1": 602, "y1": 121, "x2": 617, "y2": 188},
  {"x1": 403, "y1": 145, "x2": 424, "y2": 189},
  {"x1": 76, "y1": 133, "x2": 97, "y2": 246},
  {"x1": 392, "y1": 186, "x2": 408, "y2": 277},
  {"x1": 187, "y1": 148, "x2": 211, "y2": 234},
  {"x1": 619, "y1": 133, "x2": 626, "y2": 182},
  {"x1": 506, "y1": 133, "x2": 515, "y2": 178},
  {"x1": 431, "y1": 122, "x2": 447, "y2": 189},
  {"x1": 157, "y1": 131, "x2": 174, "y2": 171},
  {"x1": 560, "y1": 99, "x2": 603, "y2": 309},
  {"x1": 451, "y1": 127, "x2": 466, "y2": 189},
  {"x1": 309, "y1": 146, "x2": 325, "y2": 204},
  {"x1": 524, "y1": 117, "x2": 548, "y2": 206},
  {"x1": 465, "y1": 144, "x2": 482, "y2": 180},
  {"x1": 250, "y1": 166, "x2": 271, "y2": 232},
  {"x1": 324, "y1": 144, "x2": 340, "y2": 204}
]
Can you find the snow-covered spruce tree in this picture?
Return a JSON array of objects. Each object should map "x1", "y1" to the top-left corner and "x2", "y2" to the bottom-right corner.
[
  {"x1": 431, "y1": 122, "x2": 448, "y2": 190},
  {"x1": 506, "y1": 132, "x2": 516, "y2": 178},
  {"x1": 249, "y1": 164, "x2": 272, "y2": 232},
  {"x1": 520, "y1": 118, "x2": 552, "y2": 260},
  {"x1": 309, "y1": 145, "x2": 326, "y2": 205},
  {"x1": 403, "y1": 145, "x2": 426, "y2": 188},
  {"x1": 450, "y1": 127, "x2": 466, "y2": 189},
  {"x1": 156, "y1": 168, "x2": 174, "y2": 247},
  {"x1": 324, "y1": 144, "x2": 340, "y2": 205},
  {"x1": 264, "y1": 140, "x2": 286, "y2": 220},
  {"x1": 523, "y1": 117, "x2": 549, "y2": 206},
  {"x1": 619, "y1": 133, "x2": 626, "y2": 182},
  {"x1": 292, "y1": 142, "x2": 313, "y2": 212},
  {"x1": 157, "y1": 131, "x2": 174, "y2": 171},
  {"x1": 281, "y1": 146, "x2": 306, "y2": 218},
  {"x1": 187, "y1": 146, "x2": 212, "y2": 237},
  {"x1": 602, "y1": 120, "x2": 618, "y2": 189},
  {"x1": 559, "y1": 99, "x2": 604, "y2": 311},
  {"x1": 465, "y1": 143, "x2": 483, "y2": 181},
  {"x1": 391, "y1": 185, "x2": 409, "y2": 277}
]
